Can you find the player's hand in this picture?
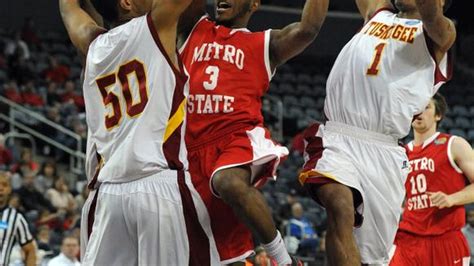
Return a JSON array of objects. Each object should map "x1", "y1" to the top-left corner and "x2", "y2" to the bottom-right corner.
[{"x1": 427, "y1": 191, "x2": 454, "y2": 209}]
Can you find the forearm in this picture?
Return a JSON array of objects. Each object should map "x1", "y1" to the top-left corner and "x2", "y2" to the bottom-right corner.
[
  {"x1": 449, "y1": 184, "x2": 474, "y2": 206},
  {"x1": 80, "y1": 0, "x2": 104, "y2": 27},
  {"x1": 23, "y1": 243, "x2": 37, "y2": 266},
  {"x1": 299, "y1": 0, "x2": 329, "y2": 37},
  {"x1": 414, "y1": 0, "x2": 441, "y2": 23}
]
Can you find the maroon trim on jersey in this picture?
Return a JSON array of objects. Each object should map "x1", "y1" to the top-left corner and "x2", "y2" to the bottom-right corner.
[
  {"x1": 424, "y1": 32, "x2": 454, "y2": 84},
  {"x1": 88, "y1": 152, "x2": 102, "y2": 190},
  {"x1": 301, "y1": 123, "x2": 324, "y2": 172},
  {"x1": 87, "y1": 187, "x2": 100, "y2": 239},
  {"x1": 146, "y1": 13, "x2": 187, "y2": 82},
  {"x1": 177, "y1": 170, "x2": 211, "y2": 266},
  {"x1": 162, "y1": 68, "x2": 187, "y2": 170}
]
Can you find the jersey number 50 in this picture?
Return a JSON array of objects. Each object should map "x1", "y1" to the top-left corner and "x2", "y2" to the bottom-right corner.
[{"x1": 96, "y1": 59, "x2": 149, "y2": 130}]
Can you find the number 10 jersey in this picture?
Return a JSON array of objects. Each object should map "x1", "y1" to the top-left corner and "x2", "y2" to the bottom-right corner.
[
  {"x1": 324, "y1": 9, "x2": 452, "y2": 139},
  {"x1": 83, "y1": 14, "x2": 189, "y2": 184}
]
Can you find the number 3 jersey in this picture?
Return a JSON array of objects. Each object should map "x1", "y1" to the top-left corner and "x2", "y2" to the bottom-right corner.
[
  {"x1": 83, "y1": 14, "x2": 189, "y2": 184},
  {"x1": 324, "y1": 9, "x2": 452, "y2": 139},
  {"x1": 179, "y1": 16, "x2": 272, "y2": 144},
  {"x1": 399, "y1": 133, "x2": 467, "y2": 236}
]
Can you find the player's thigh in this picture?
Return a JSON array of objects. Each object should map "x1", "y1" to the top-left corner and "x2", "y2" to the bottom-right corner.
[
  {"x1": 315, "y1": 182, "x2": 355, "y2": 222},
  {"x1": 354, "y1": 144, "x2": 408, "y2": 264},
  {"x1": 389, "y1": 233, "x2": 426, "y2": 266},
  {"x1": 432, "y1": 231, "x2": 471, "y2": 266},
  {"x1": 82, "y1": 186, "x2": 137, "y2": 266}
]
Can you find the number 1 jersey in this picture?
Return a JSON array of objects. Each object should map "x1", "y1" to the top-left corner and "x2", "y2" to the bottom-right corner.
[
  {"x1": 179, "y1": 16, "x2": 272, "y2": 145},
  {"x1": 399, "y1": 133, "x2": 467, "y2": 236},
  {"x1": 324, "y1": 9, "x2": 452, "y2": 139},
  {"x1": 83, "y1": 14, "x2": 189, "y2": 184}
]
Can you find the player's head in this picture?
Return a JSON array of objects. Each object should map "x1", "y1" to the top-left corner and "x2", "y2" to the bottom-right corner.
[
  {"x1": 91, "y1": 0, "x2": 153, "y2": 26},
  {"x1": 394, "y1": 0, "x2": 451, "y2": 13},
  {"x1": 412, "y1": 93, "x2": 447, "y2": 133},
  {"x1": 214, "y1": 0, "x2": 260, "y2": 28},
  {"x1": 0, "y1": 172, "x2": 12, "y2": 206}
]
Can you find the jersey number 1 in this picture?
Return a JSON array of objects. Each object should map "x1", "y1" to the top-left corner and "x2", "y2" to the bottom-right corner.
[
  {"x1": 366, "y1": 43, "x2": 387, "y2": 76},
  {"x1": 96, "y1": 59, "x2": 149, "y2": 130}
]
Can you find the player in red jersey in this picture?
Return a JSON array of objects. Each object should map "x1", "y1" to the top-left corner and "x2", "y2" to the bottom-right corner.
[
  {"x1": 179, "y1": 0, "x2": 328, "y2": 264},
  {"x1": 389, "y1": 93, "x2": 474, "y2": 266}
]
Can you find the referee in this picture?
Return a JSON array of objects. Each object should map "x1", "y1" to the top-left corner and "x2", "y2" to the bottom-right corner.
[{"x1": 0, "y1": 172, "x2": 36, "y2": 265}]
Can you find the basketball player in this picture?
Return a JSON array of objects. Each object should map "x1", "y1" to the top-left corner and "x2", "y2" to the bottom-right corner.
[
  {"x1": 59, "y1": 0, "x2": 220, "y2": 265},
  {"x1": 179, "y1": 0, "x2": 328, "y2": 265},
  {"x1": 298, "y1": 0, "x2": 455, "y2": 264},
  {"x1": 389, "y1": 94, "x2": 474, "y2": 266}
]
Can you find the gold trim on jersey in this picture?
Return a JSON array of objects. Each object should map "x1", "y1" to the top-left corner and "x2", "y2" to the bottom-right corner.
[{"x1": 163, "y1": 99, "x2": 187, "y2": 142}]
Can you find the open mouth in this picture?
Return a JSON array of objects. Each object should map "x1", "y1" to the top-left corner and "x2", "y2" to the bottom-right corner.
[{"x1": 217, "y1": 1, "x2": 232, "y2": 12}]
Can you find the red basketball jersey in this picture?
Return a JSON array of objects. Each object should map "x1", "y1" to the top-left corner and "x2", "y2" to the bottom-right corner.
[
  {"x1": 399, "y1": 132, "x2": 467, "y2": 236},
  {"x1": 179, "y1": 16, "x2": 272, "y2": 145}
]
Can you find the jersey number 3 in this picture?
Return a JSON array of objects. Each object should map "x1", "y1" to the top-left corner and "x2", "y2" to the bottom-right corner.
[
  {"x1": 96, "y1": 59, "x2": 149, "y2": 130},
  {"x1": 366, "y1": 43, "x2": 387, "y2": 76}
]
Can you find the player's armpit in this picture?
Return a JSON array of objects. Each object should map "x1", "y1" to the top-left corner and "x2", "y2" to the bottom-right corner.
[{"x1": 269, "y1": 0, "x2": 329, "y2": 70}]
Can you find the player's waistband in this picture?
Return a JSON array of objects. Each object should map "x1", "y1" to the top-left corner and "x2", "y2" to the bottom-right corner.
[
  {"x1": 325, "y1": 121, "x2": 398, "y2": 146},
  {"x1": 186, "y1": 123, "x2": 257, "y2": 151},
  {"x1": 99, "y1": 169, "x2": 189, "y2": 185}
]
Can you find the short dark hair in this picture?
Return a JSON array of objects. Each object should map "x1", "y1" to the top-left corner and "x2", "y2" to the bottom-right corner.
[
  {"x1": 90, "y1": 0, "x2": 120, "y2": 25},
  {"x1": 432, "y1": 92, "x2": 448, "y2": 127}
]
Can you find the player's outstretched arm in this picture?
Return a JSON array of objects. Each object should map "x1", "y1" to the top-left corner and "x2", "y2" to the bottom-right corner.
[
  {"x1": 22, "y1": 241, "x2": 36, "y2": 266},
  {"x1": 415, "y1": 0, "x2": 456, "y2": 60},
  {"x1": 355, "y1": 0, "x2": 392, "y2": 23},
  {"x1": 59, "y1": 0, "x2": 105, "y2": 56},
  {"x1": 269, "y1": 0, "x2": 329, "y2": 69},
  {"x1": 428, "y1": 137, "x2": 474, "y2": 208}
]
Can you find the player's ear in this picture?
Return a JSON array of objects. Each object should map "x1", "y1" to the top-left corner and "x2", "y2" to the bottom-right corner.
[
  {"x1": 250, "y1": 0, "x2": 260, "y2": 12},
  {"x1": 119, "y1": 0, "x2": 133, "y2": 12}
]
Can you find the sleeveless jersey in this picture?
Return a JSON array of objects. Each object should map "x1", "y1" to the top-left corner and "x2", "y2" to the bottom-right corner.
[
  {"x1": 83, "y1": 14, "x2": 189, "y2": 184},
  {"x1": 399, "y1": 133, "x2": 467, "y2": 236},
  {"x1": 324, "y1": 9, "x2": 452, "y2": 139},
  {"x1": 179, "y1": 16, "x2": 272, "y2": 144}
]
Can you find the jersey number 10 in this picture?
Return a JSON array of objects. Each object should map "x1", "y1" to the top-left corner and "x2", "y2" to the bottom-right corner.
[{"x1": 96, "y1": 59, "x2": 149, "y2": 130}]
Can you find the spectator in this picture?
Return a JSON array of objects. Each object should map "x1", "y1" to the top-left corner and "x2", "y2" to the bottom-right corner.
[
  {"x1": 47, "y1": 236, "x2": 80, "y2": 266},
  {"x1": 45, "y1": 82, "x2": 62, "y2": 107},
  {"x1": 61, "y1": 80, "x2": 84, "y2": 111},
  {"x1": 44, "y1": 56, "x2": 70, "y2": 84},
  {"x1": 11, "y1": 148, "x2": 39, "y2": 175},
  {"x1": 74, "y1": 183, "x2": 89, "y2": 212},
  {"x1": 0, "y1": 172, "x2": 36, "y2": 266},
  {"x1": 276, "y1": 189, "x2": 298, "y2": 227},
  {"x1": 3, "y1": 80, "x2": 23, "y2": 104},
  {"x1": 4, "y1": 32, "x2": 30, "y2": 61},
  {"x1": 21, "y1": 79, "x2": 44, "y2": 107},
  {"x1": 21, "y1": 17, "x2": 40, "y2": 46},
  {"x1": 286, "y1": 202, "x2": 319, "y2": 256},
  {"x1": 35, "y1": 161, "x2": 58, "y2": 194},
  {"x1": 0, "y1": 134, "x2": 13, "y2": 170},
  {"x1": 36, "y1": 225, "x2": 53, "y2": 253},
  {"x1": 462, "y1": 207, "x2": 474, "y2": 265},
  {"x1": 15, "y1": 171, "x2": 56, "y2": 213},
  {"x1": 46, "y1": 176, "x2": 76, "y2": 214}
]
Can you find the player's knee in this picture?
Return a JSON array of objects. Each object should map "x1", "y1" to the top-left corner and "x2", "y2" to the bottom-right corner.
[{"x1": 213, "y1": 168, "x2": 251, "y2": 200}]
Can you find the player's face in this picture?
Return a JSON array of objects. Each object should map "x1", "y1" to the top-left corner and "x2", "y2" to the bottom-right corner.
[
  {"x1": 215, "y1": 0, "x2": 257, "y2": 27},
  {"x1": 412, "y1": 100, "x2": 440, "y2": 133}
]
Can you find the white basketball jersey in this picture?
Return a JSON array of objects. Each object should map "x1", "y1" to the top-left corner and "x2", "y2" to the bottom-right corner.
[
  {"x1": 324, "y1": 9, "x2": 451, "y2": 139},
  {"x1": 83, "y1": 14, "x2": 189, "y2": 184}
]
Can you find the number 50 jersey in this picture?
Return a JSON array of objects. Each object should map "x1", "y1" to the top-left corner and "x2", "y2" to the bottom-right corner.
[
  {"x1": 324, "y1": 9, "x2": 452, "y2": 139},
  {"x1": 83, "y1": 14, "x2": 189, "y2": 184}
]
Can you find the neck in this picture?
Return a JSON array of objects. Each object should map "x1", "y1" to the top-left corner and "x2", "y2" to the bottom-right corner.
[
  {"x1": 413, "y1": 126, "x2": 437, "y2": 146},
  {"x1": 0, "y1": 200, "x2": 7, "y2": 209},
  {"x1": 397, "y1": 10, "x2": 422, "y2": 20}
]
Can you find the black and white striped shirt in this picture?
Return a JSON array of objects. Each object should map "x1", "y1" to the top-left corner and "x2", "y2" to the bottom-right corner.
[{"x1": 0, "y1": 206, "x2": 33, "y2": 265}]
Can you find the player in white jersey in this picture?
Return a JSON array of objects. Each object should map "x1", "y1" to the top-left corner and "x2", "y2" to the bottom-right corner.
[
  {"x1": 298, "y1": 0, "x2": 456, "y2": 264},
  {"x1": 59, "y1": 0, "x2": 220, "y2": 265}
]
